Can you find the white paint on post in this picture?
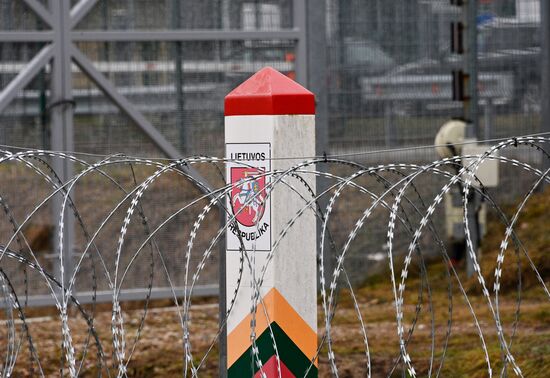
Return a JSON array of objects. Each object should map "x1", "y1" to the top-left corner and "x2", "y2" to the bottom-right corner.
[
  {"x1": 225, "y1": 114, "x2": 316, "y2": 329},
  {"x1": 224, "y1": 67, "x2": 317, "y2": 376}
]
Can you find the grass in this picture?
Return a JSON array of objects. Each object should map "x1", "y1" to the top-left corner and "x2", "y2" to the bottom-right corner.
[{"x1": 319, "y1": 187, "x2": 550, "y2": 377}]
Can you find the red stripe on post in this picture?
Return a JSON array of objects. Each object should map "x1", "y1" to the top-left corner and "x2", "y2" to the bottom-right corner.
[
  {"x1": 253, "y1": 355, "x2": 296, "y2": 378},
  {"x1": 224, "y1": 67, "x2": 315, "y2": 116}
]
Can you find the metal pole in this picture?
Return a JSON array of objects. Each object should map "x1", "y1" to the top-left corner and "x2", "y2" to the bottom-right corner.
[
  {"x1": 463, "y1": 0, "x2": 479, "y2": 278},
  {"x1": 221, "y1": 0, "x2": 230, "y2": 29},
  {"x1": 69, "y1": 0, "x2": 100, "y2": 29},
  {"x1": 211, "y1": 2, "x2": 228, "y2": 375},
  {"x1": 376, "y1": 0, "x2": 383, "y2": 41},
  {"x1": 37, "y1": 15, "x2": 48, "y2": 150},
  {"x1": 220, "y1": 0, "x2": 230, "y2": 58},
  {"x1": 218, "y1": 213, "x2": 227, "y2": 378},
  {"x1": 50, "y1": 0, "x2": 75, "y2": 288},
  {"x1": 172, "y1": 0, "x2": 187, "y2": 154},
  {"x1": 216, "y1": 6, "x2": 228, "y2": 373},
  {"x1": 1, "y1": 1, "x2": 11, "y2": 63},
  {"x1": 307, "y1": 0, "x2": 328, "y2": 158},
  {"x1": 254, "y1": 0, "x2": 261, "y2": 30},
  {"x1": 384, "y1": 102, "x2": 396, "y2": 147},
  {"x1": 541, "y1": 0, "x2": 550, "y2": 183},
  {"x1": 483, "y1": 99, "x2": 493, "y2": 141},
  {"x1": 100, "y1": 0, "x2": 110, "y2": 84},
  {"x1": 419, "y1": 2, "x2": 430, "y2": 59},
  {"x1": 70, "y1": 29, "x2": 302, "y2": 42},
  {"x1": 306, "y1": 0, "x2": 331, "y2": 294},
  {"x1": 464, "y1": 0, "x2": 479, "y2": 139},
  {"x1": 39, "y1": 71, "x2": 48, "y2": 150},
  {"x1": 293, "y1": 0, "x2": 308, "y2": 86},
  {"x1": 213, "y1": 0, "x2": 222, "y2": 60}
]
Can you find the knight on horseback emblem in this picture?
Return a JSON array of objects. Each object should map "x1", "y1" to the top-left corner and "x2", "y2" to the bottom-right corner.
[{"x1": 230, "y1": 167, "x2": 267, "y2": 227}]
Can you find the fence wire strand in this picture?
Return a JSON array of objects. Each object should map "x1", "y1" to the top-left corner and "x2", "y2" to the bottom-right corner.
[{"x1": 0, "y1": 136, "x2": 547, "y2": 376}]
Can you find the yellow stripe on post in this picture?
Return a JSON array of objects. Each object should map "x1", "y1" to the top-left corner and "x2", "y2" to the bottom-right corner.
[{"x1": 227, "y1": 288, "x2": 318, "y2": 368}]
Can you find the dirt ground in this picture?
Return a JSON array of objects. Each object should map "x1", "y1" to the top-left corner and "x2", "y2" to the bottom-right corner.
[{"x1": 1, "y1": 280, "x2": 549, "y2": 378}]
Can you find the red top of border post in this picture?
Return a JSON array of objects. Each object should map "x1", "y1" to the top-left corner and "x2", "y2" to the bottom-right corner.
[{"x1": 224, "y1": 67, "x2": 315, "y2": 116}]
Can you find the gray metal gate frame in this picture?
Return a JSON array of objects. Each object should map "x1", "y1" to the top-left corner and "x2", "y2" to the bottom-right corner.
[{"x1": 0, "y1": 0, "x2": 312, "y2": 304}]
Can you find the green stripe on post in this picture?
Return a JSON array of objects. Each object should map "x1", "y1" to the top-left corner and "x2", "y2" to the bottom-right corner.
[{"x1": 228, "y1": 322, "x2": 317, "y2": 377}]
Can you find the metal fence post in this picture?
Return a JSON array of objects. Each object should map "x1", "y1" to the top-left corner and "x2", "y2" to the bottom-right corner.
[
  {"x1": 172, "y1": 0, "x2": 187, "y2": 154},
  {"x1": 384, "y1": 102, "x2": 396, "y2": 147},
  {"x1": 293, "y1": 0, "x2": 308, "y2": 86},
  {"x1": 305, "y1": 0, "x2": 330, "y2": 290},
  {"x1": 463, "y1": 0, "x2": 479, "y2": 278},
  {"x1": 218, "y1": 213, "x2": 227, "y2": 378},
  {"x1": 464, "y1": 0, "x2": 479, "y2": 138},
  {"x1": 483, "y1": 99, "x2": 493, "y2": 141},
  {"x1": 541, "y1": 0, "x2": 550, "y2": 184},
  {"x1": 50, "y1": 0, "x2": 75, "y2": 289}
]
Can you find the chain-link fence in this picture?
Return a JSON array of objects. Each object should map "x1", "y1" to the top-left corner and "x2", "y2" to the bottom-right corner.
[
  {"x1": 1, "y1": 1, "x2": 544, "y2": 151},
  {"x1": 327, "y1": 0, "x2": 541, "y2": 149},
  {"x1": 1, "y1": 0, "x2": 299, "y2": 156},
  {"x1": 0, "y1": 0, "x2": 305, "y2": 304}
]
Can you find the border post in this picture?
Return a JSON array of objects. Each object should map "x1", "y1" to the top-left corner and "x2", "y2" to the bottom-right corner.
[{"x1": 224, "y1": 67, "x2": 318, "y2": 377}]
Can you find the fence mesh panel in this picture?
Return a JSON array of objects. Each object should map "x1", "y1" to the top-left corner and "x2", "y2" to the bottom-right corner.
[{"x1": 327, "y1": 0, "x2": 541, "y2": 150}]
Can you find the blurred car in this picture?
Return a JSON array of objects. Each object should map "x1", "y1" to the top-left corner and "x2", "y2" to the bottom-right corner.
[{"x1": 330, "y1": 38, "x2": 397, "y2": 114}]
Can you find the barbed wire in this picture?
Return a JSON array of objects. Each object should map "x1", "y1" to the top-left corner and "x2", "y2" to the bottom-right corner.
[{"x1": 0, "y1": 136, "x2": 548, "y2": 377}]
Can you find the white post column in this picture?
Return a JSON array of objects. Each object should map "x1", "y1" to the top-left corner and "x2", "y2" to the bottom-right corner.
[{"x1": 224, "y1": 67, "x2": 318, "y2": 377}]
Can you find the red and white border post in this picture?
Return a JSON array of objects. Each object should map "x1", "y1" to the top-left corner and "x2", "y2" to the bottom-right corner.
[{"x1": 224, "y1": 67, "x2": 318, "y2": 377}]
